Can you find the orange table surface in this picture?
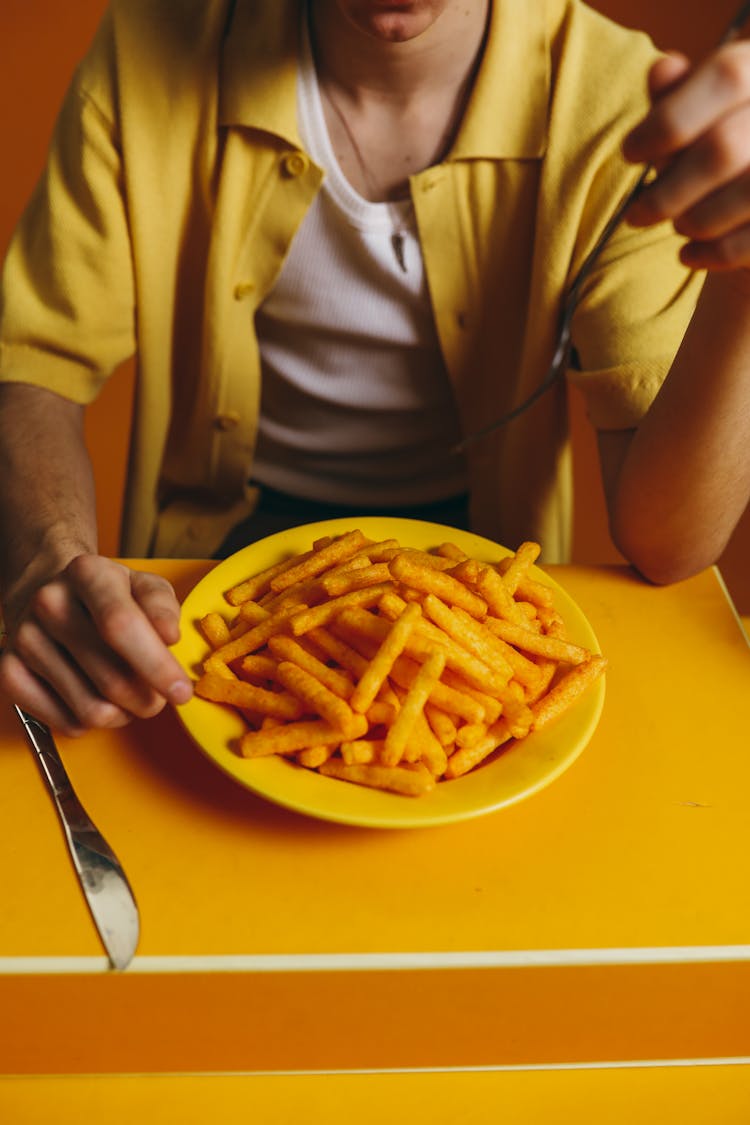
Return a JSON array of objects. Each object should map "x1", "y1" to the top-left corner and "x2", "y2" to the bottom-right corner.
[{"x1": 1, "y1": 560, "x2": 749, "y2": 1081}]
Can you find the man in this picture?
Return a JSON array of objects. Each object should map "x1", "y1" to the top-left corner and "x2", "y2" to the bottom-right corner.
[{"x1": 1, "y1": 0, "x2": 749, "y2": 735}]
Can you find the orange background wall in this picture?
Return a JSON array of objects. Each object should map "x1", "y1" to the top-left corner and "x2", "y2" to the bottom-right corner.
[{"x1": 1, "y1": 0, "x2": 747, "y2": 609}]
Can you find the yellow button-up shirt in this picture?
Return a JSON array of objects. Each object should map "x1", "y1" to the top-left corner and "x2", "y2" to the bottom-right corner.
[{"x1": 0, "y1": 0, "x2": 702, "y2": 559}]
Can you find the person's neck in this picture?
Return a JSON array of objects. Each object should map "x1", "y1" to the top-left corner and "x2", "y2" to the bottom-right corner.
[{"x1": 310, "y1": 1, "x2": 490, "y2": 106}]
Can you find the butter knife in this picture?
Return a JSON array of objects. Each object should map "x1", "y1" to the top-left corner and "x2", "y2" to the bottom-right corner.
[{"x1": 16, "y1": 706, "x2": 140, "y2": 970}]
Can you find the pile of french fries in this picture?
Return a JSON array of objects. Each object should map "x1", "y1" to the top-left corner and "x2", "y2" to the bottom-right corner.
[{"x1": 192, "y1": 530, "x2": 607, "y2": 797}]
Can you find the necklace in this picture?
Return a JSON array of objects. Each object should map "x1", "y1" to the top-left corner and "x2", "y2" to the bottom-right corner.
[{"x1": 321, "y1": 84, "x2": 410, "y2": 273}]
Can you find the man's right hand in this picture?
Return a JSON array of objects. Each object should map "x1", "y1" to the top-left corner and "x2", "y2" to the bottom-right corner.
[{"x1": 0, "y1": 554, "x2": 193, "y2": 736}]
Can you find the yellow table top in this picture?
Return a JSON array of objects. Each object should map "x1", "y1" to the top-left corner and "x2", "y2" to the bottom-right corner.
[
  {"x1": 1, "y1": 560, "x2": 749, "y2": 1081},
  {"x1": 2, "y1": 1064, "x2": 750, "y2": 1125}
]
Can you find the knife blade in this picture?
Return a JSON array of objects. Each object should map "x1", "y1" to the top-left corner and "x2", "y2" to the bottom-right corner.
[{"x1": 16, "y1": 706, "x2": 140, "y2": 971}]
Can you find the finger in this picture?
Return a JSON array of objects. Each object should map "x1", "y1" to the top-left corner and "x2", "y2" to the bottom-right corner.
[
  {"x1": 623, "y1": 55, "x2": 692, "y2": 175},
  {"x1": 624, "y1": 42, "x2": 750, "y2": 165},
  {"x1": 129, "y1": 570, "x2": 183, "y2": 646},
  {"x1": 30, "y1": 581, "x2": 167, "y2": 720},
  {"x1": 627, "y1": 101, "x2": 750, "y2": 227},
  {"x1": 0, "y1": 648, "x2": 89, "y2": 738},
  {"x1": 647, "y1": 51, "x2": 692, "y2": 100},
  {"x1": 66, "y1": 557, "x2": 193, "y2": 706},
  {"x1": 676, "y1": 169, "x2": 750, "y2": 241},
  {"x1": 636, "y1": 55, "x2": 692, "y2": 177},
  {"x1": 680, "y1": 221, "x2": 750, "y2": 270},
  {"x1": 12, "y1": 615, "x2": 132, "y2": 730}
]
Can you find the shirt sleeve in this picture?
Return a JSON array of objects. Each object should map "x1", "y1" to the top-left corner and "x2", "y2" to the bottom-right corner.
[
  {"x1": 565, "y1": 189, "x2": 705, "y2": 432},
  {"x1": 0, "y1": 54, "x2": 136, "y2": 404}
]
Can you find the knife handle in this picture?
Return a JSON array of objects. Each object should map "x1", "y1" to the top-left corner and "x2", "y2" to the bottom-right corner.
[{"x1": 16, "y1": 707, "x2": 118, "y2": 858}]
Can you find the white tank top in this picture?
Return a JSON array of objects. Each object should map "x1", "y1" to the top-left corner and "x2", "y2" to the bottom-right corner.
[{"x1": 251, "y1": 13, "x2": 467, "y2": 506}]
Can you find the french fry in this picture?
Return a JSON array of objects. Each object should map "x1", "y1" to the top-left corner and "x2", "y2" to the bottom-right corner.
[
  {"x1": 425, "y1": 704, "x2": 458, "y2": 748},
  {"x1": 195, "y1": 672, "x2": 304, "y2": 720},
  {"x1": 275, "y1": 660, "x2": 359, "y2": 737},
  {"x1": 451, "y1": 606, "x2": 542, "y2": 693},
  {"x1": 366, "y1": 700, "x2": 399, "y2": 727},
  {"x1": 289, "y1": 583, "x2": 394, "y2": 634},
  {"x1": 421, "y1": 594, "x2": 514, "y2": 683},
  {"x1": 531, "y1": 655, "x2": 608, "y2": 730},
  {"x1": 269, "y1": 529, "x2": 370, "y2": 593},
  {"x1": 239, "y1": 653, "x2": 279, "y2": 684},
  {"x1": 266, "y1": 557, "x2": 371, "y2": 614},
  {"x1": 428, "y1": 639, "x2": 509, "y2": 696},
  {"x1": 322, "y1": 554, "x2": 373, "y2": 579},
  {"x1": 259, "y1": 578, "x2": 325, "y2": 614},
  {"x1": 376, "y1": 589, "x2": 412, "y2": 622},
  {"x1": 378, "y1": 590, "x2": 515, "y2": 695},
  {"x1": 526, "y1": 657, "x2": 558, "y2": 704},
  {"x1": 225, "y1": 545, "x2": 326, "y2": 606},
  {"x1": 445, "y1": 718, "x2": 514, "y2": 779},
  {"x1": 435, "y1": 542, "x2": 468, "y2": 562},
  {"x1": 237, "y1": 599, "x2": 272, "y2": 625},
  {"x1": 340, "y1": 738, "x2": 383, "y2": 765},
  {"x1": 353, "y1": 538, "x2": 400, "y2": 562},
  {"x1": 440, "y1": 669, "x2": 502, "y2": 725},
  {"x1": 452, "y1": 559, "x2": 527, "y2": 625},
  {"x1": 483, "y1": 616, "x2": 590, "y2": 665},
  {"x1": 412, "y1": 711, "x2": 448, "y2": 777},
  {"x1": 383, "y1": 650, "x2": 446, "y2": 767},
  {"x1": 350, "y1": 601, "x2": 421, "y2": 714},
  {"x1": 498, "y1": 681, "x2": 534, "y2": 739},
  {"x1": 396, "y1": 548, "x2": 456, "y2": 571},
  {"x1": 498, "y1": 541, "x2": 541, "y2": 595},
  {"x1": 267, "y1": 633, "x2": 354, "y2": 699},
  {"x1": 240, "y1": 714, "x2": 368, "y2": 758},
  {"x1": 501, "y1": 570, "x2": 555, "y2": 609},
  {"x1": 307, "y1": 625, "x2": 370, "y2": 679},
  {"x1": 391, "y1": 657, "x2": 486, "y2": 724},
  {"x1": 322, "y1": 562, "x2": 392, "y2": 598},
  {"x1": 516, "y1": 601, "x2": 540, "y2": 623},
  {"x1": 319, "y1": 759, "x2": 436, "y2": 796},
  {"x1": 455, "y1": 722, "x2": 489, "y2": 749},
  {"x1": 296, "y1": 745, "x2": 335, "y2": 769},
  {"x1": 212, "y1": 602, "x2": 306, "y2": 664},
  {"x1": 388, "y1": 553, "x2": 488, "y2": 619},
  {"x1": 203, "y1": 654, "x2": 236, "y2": 680},
  {"x1": 200, "y1": 612, "x2": 231, "y2": 649}
]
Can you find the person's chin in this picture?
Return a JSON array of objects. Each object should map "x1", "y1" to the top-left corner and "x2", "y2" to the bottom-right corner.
[{"x1": 338, "y1": 0, "x2": 443, "y2": 43}]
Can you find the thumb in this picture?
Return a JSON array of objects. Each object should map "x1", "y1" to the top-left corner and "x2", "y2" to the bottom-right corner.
[{"x1": 648, "y1": 51, "x2": 692, "y2": 100}]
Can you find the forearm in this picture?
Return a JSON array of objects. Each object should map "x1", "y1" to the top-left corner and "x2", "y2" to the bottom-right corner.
[
  {"x1": 0, "y1": 382, "x2": 98, "y2": 616},
  {"x1": 608, "y1": 271, "x2": 750, "y2": 583}
]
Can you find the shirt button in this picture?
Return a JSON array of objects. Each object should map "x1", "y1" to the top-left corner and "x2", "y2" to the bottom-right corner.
[
  {"x1": 233, "y1": 281, "x2": 254, "y2": 301},
  {"x1": 214, "y1": 411, "x2": 241, "y2": 432},
  {"x1": 281, "y1": 151, "x2": 309, "y2": 178}
]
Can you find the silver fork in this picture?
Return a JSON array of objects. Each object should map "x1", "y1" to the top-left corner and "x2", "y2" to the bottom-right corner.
[{"x1": 454, "y1": 0, "x2": 750, "y2": 453}]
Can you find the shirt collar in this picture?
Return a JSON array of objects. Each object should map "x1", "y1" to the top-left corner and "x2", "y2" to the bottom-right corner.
[
  {"x1": 219, "y1": 0, "x2": 303, "y2": 148},
  {"x1": 219, "y1": 0, "x2": 549, "y2": 160},
  {"x1": 451, "y1": 0, "x2": 550, "y2": 160}
]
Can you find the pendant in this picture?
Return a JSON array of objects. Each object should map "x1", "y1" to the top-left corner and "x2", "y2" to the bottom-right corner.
[{"x1": 391, "y1": 232, "x2": 407, "y2": 273}]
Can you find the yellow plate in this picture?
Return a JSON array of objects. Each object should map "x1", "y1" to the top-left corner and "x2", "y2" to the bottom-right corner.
[{"x1": 172, "y1": 518, "x2": 605, "y2": 829}]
